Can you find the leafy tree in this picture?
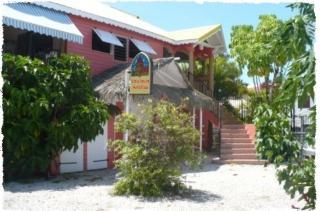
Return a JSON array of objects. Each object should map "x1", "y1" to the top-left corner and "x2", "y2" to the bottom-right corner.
[
  {"x1": 3, "y1": 54, "x2": 109, "y2": 180},
  {"x1": 249, "y1": 3, "x2": 315, "y2": 209},
  {"x1": 275, "y1": 3, "x2": 316, "y2": 209},
  {"x1": 111, "y1": 100, "x2": 203, "y2": 197},
  {"x1": 230, "y1": 15, "x2": 289, "y2": 103},
  {"x1": 213, "y1": 56, "x2": 247, "y2": 100}
]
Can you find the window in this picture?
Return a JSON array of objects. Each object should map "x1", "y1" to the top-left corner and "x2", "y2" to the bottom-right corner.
[
  {"x1": 114, "y1": 36, "x2": 127, "y2": 61},
  {"x1": 92, "y1": 30, "x2": 111, "y2": 53},
  {"x1": 129, "y1": 40, "x2": 140, "y2": 58},
  {"x1": 12, "y1": 30, "x2": 54, "y2": 59}
]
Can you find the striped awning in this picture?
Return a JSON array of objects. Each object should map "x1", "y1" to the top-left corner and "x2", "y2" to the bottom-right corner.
[
  {"x1": 3, "y1": 3, "x2": 83, "y2": 44},
  {"x1": 93, "y1": 28, "x2": 123, "y2": 47},
  {"x1": 130, "y1": 39, "x2": 157, "y2": 55}
]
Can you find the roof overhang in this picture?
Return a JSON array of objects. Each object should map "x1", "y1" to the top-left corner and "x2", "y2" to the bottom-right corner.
[{"x1": 193, "y1": 29, "x2": 226, "y2": 55}]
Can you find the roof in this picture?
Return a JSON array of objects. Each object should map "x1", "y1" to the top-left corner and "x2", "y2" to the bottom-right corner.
[
  {"x1": 3, "y1": 2, "x2": 83, "y2": 43},
  {"x1": 166, "y1": 25, "x2": 221, "y2": 43},
  {"x1": 33, "y1": 1, "x2": 226, "y2": 49},
  {"x1": 92, "y1": 57, "x2": 217, "y2": 111}
]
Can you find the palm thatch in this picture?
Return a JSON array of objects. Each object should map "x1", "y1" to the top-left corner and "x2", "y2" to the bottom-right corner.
[{"x1": 92, "y1": 57, "x2": 216, "y2": 111}]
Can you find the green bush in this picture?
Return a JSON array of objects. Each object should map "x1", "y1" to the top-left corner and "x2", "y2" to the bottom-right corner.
[
  {"x1": 253, "y1": 103, "x2": 299, "y2": 164},
  {"x1": 111, "y1": 100, "x2": 203, "y2": 197},
  {"x1": 277, "y1": 158, "x2": 315, "y2": 210},
  {"x1": 2, "y1": 53, "x2": 109, "y2": 180}
]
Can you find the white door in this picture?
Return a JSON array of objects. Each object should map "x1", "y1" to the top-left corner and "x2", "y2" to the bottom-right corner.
[
  {"x1": 87, "y1": 123, "x2": 108, "y2": 170},
  {"x1": 60, "y1": 140, "x2": 83, "y2": 173}
]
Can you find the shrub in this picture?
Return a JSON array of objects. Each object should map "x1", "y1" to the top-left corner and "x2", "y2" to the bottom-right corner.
[
  {"x1": 253, "y1": 103, "x2": 299, "y2": 164},
  {"x1": 2, "y1": 53, "x2": 109, "y2": 180},
  {"x1": 111, "y1": 100, "x2": 203, "y2": 197}
]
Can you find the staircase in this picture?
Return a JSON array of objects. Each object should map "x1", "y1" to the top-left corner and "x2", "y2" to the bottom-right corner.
[{"x1": 215, "y1": 107, "x2": 266, "y2": 165}]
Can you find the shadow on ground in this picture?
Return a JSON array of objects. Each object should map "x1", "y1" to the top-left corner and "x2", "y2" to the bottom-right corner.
[
  {"x1": 4, "y1": 155, "x2": 222, "y2": 194},
  {"x1": 4, "y1": 169, "x2": 118, "y2": 193},
  {"x1": 133, "y1": 189, "x2": 223, "y2": 204}
]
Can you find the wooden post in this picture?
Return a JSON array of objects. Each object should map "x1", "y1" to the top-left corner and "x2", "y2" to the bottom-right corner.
[
  {"x1": 193, "y1": 107, "x2": 196, "y2": 128},
  {"x1": 209, "y1": 56, "x2": 214, "y2": 96},
  {"x1": 200, "y1": 107, "x2": 203, "y2": 152},
  {"x1": 188, "y1": 48, "x2": 194, "y2": 85}
]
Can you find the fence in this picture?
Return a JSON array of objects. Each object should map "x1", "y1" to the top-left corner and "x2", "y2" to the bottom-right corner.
[
  {"x1": 291, "y1": 114, "x2": 315, "y2": 158},
  {"x1": 224, "y1": 96, "x2": 252, "y2": 123}
]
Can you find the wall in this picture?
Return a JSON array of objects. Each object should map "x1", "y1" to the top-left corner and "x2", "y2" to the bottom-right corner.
[{"x1": 67, "y1": 14, "x2": 175, "y2": 76}]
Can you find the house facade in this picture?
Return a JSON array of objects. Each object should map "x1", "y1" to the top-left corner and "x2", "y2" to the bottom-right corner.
[{"x1": 3, "y1": 1, "x2": 226, "y2": 174}]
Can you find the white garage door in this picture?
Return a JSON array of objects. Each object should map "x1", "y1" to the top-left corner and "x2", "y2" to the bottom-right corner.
[
  {"x1": 87, "y1": 123, "x2": 108, "y2": 170},
  {"x1": 60, "y1": 140, "x2": 83, "y2": 173}
]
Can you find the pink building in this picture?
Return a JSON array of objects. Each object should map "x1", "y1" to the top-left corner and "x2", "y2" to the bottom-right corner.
[{"x1": 3, "y1": 1, "x2": 227, "y2": 174}]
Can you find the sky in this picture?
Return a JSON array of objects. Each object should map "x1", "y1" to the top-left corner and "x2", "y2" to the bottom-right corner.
[{"x1": 108, "y1": 2, "x2": 297, "y2": 85}]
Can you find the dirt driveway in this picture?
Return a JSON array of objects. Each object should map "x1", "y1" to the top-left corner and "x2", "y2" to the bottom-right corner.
[{"x1": 4, "y1": 163, "x2": 303, "y2": 211}]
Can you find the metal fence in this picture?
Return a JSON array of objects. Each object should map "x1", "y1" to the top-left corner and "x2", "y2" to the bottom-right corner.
[
  {"x1": 224, "y1": 96, "x2": 252, "y2": 123},
  {"x1": 291, "y1": 114, "x2": 315, "y2": 158}
]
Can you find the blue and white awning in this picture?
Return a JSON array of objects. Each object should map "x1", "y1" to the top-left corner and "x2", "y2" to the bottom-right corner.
[
  {"x1": 130, "y1": 39, "x2": 157, "y2": 55},
  {"x1": 3, "y1": 3, "x2": 83, "y2": 44},
  {"x1": 93, "y1": 28, "x2": 123, "y2": 47}
]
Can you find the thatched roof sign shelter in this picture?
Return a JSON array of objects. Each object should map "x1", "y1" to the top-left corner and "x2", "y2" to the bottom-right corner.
[{"x1": 92, "y1": 57, "x2": 216, "y2": 111}]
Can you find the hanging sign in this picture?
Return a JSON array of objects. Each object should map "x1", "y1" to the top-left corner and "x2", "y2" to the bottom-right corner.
[{"x1": 130, "y1": 52, "x2": 152, "y2": 94}]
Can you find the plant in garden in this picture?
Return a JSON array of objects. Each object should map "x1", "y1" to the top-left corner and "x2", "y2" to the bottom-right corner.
[
  {"x1": 111, "y1": 100, "x2": 203, "y2": 197},
  {"x1": 253, "y1": 103, "x2": 299, "y2": 164},
  {"x1": 2, "y1": 54, "x2": 109, "y2": 180}
]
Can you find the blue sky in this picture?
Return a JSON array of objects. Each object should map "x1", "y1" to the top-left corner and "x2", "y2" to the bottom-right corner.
[{"x1": 109, "y1": 2, "x2": 297, "y2": 85}]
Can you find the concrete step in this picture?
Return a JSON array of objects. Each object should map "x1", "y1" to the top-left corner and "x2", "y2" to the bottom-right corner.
[
  {"x1": 221, "y1": 129, "x2": 247, "y2": 133},
  {"x1": 221, "y1": 143, "x2": 255, "y2": 149},
  {"x1": 221, "y1": 138, "x2": 253, "y2": 143},
  {"x1": 221, "y1": 133, "x2": 249, "y2": 138},
  {"x1": 221, "y1": 148, "x2": 256, "y2": 154},
  {"x1": 222, "y1": 124, "x2": 245, "y2": 129},
  {"x1": 213, "y1": 159, "x2": 267, "y2": 165},
  {"x1": 221, "y1": 153, "x2": 257, "y2": 160}
]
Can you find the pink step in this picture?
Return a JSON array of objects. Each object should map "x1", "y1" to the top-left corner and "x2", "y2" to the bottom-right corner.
[
  {"x1": 221, "y1": 148, "x2": 256, "y2": 154},
  {"x1": 213, "y1": 159, "x2": 266, "y2": 165},
  {"x1": 221, "y1": 138, "x2": 253, "y2": 143},
  {"x1": 221, "y1": 129, "x2": 247, "y2": 133},
  {"x1": 221, "y1": 154, "x2": 257, "y2": 160},
  {"x1": 221, "y1": 143, "x2": 255, "y2": 149},
  {"x1": 221, "y1": 133, "x2": 249, "y2": 138},
  {"x1": 222, "y1": 125, "x2": 245, "y2": 130}
]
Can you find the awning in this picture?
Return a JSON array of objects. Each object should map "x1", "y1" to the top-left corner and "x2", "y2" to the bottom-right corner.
[
  {"x1": 3, "y1": 3, "x2": 83, "y2": 44},
  {"x1": 93, "y1": 28, "x2": 123, "y2": 47},
  {"x1": 130, "y1": 39, "x2": 157, "y2": 55}
]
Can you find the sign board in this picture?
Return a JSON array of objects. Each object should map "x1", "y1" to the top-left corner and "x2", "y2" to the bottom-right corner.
[{"x1": 130, "y1": 52, "x2": 152, "y2": 94}]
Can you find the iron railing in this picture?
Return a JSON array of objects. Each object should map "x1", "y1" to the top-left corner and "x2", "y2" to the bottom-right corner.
[{"x1": 291, "y1": 114, "x2": 315, "y2": 158}]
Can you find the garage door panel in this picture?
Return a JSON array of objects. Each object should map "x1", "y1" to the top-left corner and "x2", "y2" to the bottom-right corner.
[
  {"x1": 88, "y1": 123, "x2": 108, "y2": 170},
  {"x1": 60, "y1": 140, "x2": 83, "y2": 173}
]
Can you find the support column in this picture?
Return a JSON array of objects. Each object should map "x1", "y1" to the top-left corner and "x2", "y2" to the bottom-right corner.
[
  {"x1": 209, "y1": 56, "x2": 214, "y2": 97},
  {"x1": 192, "y1": 107, "x2": 196, "y2": 128},
  {"x1": 199, "y1": 107, "x2": 203, "y2": 152},
  {"x1": 188, "y1": 48, "x2": 194, "y2": 85}
]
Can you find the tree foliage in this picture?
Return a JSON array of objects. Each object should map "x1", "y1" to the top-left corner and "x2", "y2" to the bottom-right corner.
[
  {"x1": 213, "y1": 56, "x2": 247, "y2": 100},
  {"x1": 111, "y1": 100, "x2": 203, "y2": 197},
  {"x1": 230, "y1": 15, "x2": 289, "y2": 102},
  {"x1": 247, "y1": 3, "x2": 315, "y2": 209},
  {"x1": 2, "y1": 54, "x2": 109, "y2": 180},
  {"x1": 253, "y1": 104, "x2": 299, "y2": 163}
]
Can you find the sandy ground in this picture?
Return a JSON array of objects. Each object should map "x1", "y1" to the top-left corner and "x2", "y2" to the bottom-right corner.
[{"x1": 3, "y1": 163, "x2": 304, "y2": 211}]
